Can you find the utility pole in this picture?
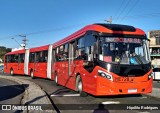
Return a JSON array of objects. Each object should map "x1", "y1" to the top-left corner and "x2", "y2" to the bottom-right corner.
[
  {"x1": 105, "y1": 16, "x2": 112, "y2": 24},
  {"x1": 19, "y1": 35, "x2": 28, "y2": 49}
]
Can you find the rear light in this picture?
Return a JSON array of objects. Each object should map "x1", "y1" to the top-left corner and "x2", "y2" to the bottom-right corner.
[{"x1": 98, "y1": 70, "x2": 113, "y2": 81}]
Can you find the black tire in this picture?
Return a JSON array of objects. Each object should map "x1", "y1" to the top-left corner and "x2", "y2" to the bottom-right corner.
[
  {"x1": 30, "y1": 70, "x2": 34, "y2": 79},
  {"x1": 76, "y1": 75, "x2": 87, "y2": 97},
  {"x1": 10, "y1": 69, "x2": 14, "y2": 76}
]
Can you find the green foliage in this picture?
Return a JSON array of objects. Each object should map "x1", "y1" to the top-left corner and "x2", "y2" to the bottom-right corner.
[{"x1": 0, "y1": 46, "x2": 11, "y2": 62}]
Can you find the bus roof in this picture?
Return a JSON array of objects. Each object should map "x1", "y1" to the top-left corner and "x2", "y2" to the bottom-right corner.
[
  {"x1": 53, "y1": 23, "x2": 146, "y2": 47},
  {"x1": 30, "y1": 45, "x2": 49, "y2": 52},
  {"x1": 5, "y1": 49, "x2": 25, "y2": 55}
]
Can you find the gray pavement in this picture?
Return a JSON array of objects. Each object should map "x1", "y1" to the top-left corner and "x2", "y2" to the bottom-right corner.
[
  {"x1": 146, "y1": 81, "x2": 160, "y2": 98},
  {"x1": 0, "y1": 75, "x2": 56, "y2": 113},
  {"x1": 1, "y1": 73, "x2": 160, "y2": 113},
  {"x1": 0, "y1": 78, "x2": 25, "y2": 113}
]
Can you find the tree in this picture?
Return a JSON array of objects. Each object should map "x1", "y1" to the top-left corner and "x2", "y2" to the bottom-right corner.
[{"x1": 0, "y1": 46, "x2": 11, "y2": 62}]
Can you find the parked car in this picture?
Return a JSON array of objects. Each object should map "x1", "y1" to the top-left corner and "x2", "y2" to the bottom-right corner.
[
  {"x1": 0, "y1": 65, "x2": 4, "y2": 72},
  {"x1": 152, "y1": 68, "x2": 160, "y2": 81}
]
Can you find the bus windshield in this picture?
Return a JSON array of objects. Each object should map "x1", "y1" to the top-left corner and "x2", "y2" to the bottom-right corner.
[{"x1": 99, "y1": 37, "x2": 150, "y2": 65}]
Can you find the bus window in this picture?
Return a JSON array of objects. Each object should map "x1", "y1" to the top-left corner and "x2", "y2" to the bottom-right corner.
[
  {"x1": 29, "y1": 53, "x2": 35, "y2": 63},
  {"x1": 76, "y1": 37, "x2": 85, "y2": 59},
  {"x1": 7, "y1": 55, "x2": 11, "y2": 63},
  {"x1": 11, "y1": 54, "x2": 18, "y2": 63},
  {"x1": 36, "y1": 52, "x2": 40, "y2": 62},
  {"x1": 85, "y1": 35, "x2": 95, "y2": 61},
  {"x1": 64, "y1": 43, "x2": 69, "y2": 59},
  {"x1": 69, "y1": 41, "x2": 76, "y2": 61},
  {"x1": 44, "y1": 50, "x2": 48, "y2": 62},
  {"x1": 19, "y1": 54, "x2": 25, "y2": 63},
  {"x1": 55, "y1": 47, "x2": 61, "y2": 61},
  {"x1": 99, "y1": 37, "x2": 150, "y2": 65},
  {"x1": 5, "y1": 55, "x2": 7, "y2": 63},
  {"x1": 39, "y1": 51, "x2": 48, "y2": 62}
]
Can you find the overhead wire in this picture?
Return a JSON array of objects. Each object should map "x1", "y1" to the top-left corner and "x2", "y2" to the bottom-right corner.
[
  {"x1": 113, "y1": 0, "x2": 126, "y2": 20},
  {"x1": 1, "y1": 12, "x2": 160, "y2": 43},
  {"x1": 118, "y1": 0, "x2": 140, "y2": 23},
  {"x1": 114, "y1": 0, "x2": 131, "y2": 23}
]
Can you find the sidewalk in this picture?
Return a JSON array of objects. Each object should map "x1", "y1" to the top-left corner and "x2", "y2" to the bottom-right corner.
[{"x1": 0, "y1": 75, "x2": 56, "y2": 113}]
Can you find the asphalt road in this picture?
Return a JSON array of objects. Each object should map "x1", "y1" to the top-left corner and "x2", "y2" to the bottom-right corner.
[
  {"x1": 5, "y1": 74, "x2": 159, "y2": 113},
  {"x1": 153, "y1": 81, "x2": 160, "y2": 88},
  {"x1": 0, "y1": 77, "x2": 25, "y2": 113}
]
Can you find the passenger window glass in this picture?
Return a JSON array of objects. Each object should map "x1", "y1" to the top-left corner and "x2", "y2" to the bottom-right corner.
[
  {"x1": 19, "y1": 54, "x2": 25, "y2": 63},
  {"x1": 76, "y1": 37, "x2": 85, "y2": 60},
  {"x1": 29, "y1": 53, "x2": 35, "y2": 63},
  {"x1": 39, "y1": 51, "x2": 48, "y2": 62},
  {"x1": 84, "y1": 35, "x2": 95, "y2": 61}
]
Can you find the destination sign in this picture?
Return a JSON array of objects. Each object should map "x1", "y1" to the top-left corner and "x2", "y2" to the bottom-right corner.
[{"x1": 105, "y1": 38, "x2": 142, "y2": 43}]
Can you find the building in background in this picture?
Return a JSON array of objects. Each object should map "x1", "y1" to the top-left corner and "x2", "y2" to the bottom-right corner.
[{"x1": 148, "y1": 30, "x2": 160, "y2": 68}]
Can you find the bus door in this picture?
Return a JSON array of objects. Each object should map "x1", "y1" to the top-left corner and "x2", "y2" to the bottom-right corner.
[
  {"x1": 61, "y1": 44, "x2": 69, "y2": 85},
  {"x1": 18, "y1": 54, "x2": 25, "y2": 74},
  {"x1": 57, "y1": 45, "x2": 69, "y2": 85},
  {"x1": 34, "y1": 52, "x2": 39, "y2": 77},
  {"x1": 68, "y1": 41, "x2": 76, "y2": 84},
  {"x1": 12, "y1": 54, "x2": 19, "y2": 74},
  {"x1": 35, "y1": 51, "x2": 48, "y2": 78},
  {"x1": 51, "y1": 49, "x2": 56, "y2": 80}
]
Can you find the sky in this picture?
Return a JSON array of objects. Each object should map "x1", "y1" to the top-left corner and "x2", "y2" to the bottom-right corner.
[{"x1": 0, "y1": 0, "x2": 160, "y2": 49}]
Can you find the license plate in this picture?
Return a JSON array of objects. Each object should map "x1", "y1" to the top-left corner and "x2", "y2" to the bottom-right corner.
[
  {"x1": 128, "y1": 89, "x2": 137, "y2": 93},
  {"x1": 116, "y1": 77, "x2": 135, "y2": 82}
]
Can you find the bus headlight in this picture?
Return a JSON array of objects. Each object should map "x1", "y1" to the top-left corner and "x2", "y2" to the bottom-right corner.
[
  {"x1": 98, "y1": 70, "x2": 113, "y2": 81},
  {"x1": 148, "y1": 73, "x2": 153, "y2": 80}
]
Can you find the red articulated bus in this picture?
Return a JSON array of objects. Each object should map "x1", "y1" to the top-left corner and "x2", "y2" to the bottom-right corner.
[
  {"x1": 4, "y1": 45, "x2": 53, "y2": 79},
  {"x1": 4, "y1": 23, "x2": 152, "y2": 96},
  {"x1": 4, "y1": 49, "x2": 26, "y2": 75}
]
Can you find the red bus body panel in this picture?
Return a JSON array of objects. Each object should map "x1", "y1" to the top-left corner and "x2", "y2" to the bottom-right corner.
[
  {"x1": 54, "y1": 60, "x2": 152, "y2": 96},
  {"x1": 28, "y1": 45, "x2": 49, "y2": 78},
  {"x1": 4, "y1": 49, "x2": 25, "y2": 75}
]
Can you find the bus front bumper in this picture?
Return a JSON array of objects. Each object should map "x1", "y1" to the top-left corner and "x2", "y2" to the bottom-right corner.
[{"x1": 95, "y1": 79, "x2": 153, "y2": 96}]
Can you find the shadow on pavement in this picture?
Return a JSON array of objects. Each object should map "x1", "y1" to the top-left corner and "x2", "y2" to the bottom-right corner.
[
  {"x1": 0, "y1": 84, "x2": 29, "y2": 101},
  {"x1": 93, "y1": 103, "x2": 109, "y2": 113},
  {"x1": 91, "y1": 94, "x2": 142, "y2": 99}
]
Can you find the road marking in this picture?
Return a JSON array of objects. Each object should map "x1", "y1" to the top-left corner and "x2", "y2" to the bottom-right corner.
[
  {"x1": 140, "y1": 96, "x2": 147, "y2": 99},
  {"x1": 51, "y1": 94, "x2": 80, "y2": 97},
  {"x1": 101, "y1": 101, "x2": 120, "y2": 104}
]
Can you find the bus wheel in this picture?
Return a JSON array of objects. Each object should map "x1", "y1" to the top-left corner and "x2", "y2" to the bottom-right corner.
[
  {"x1": 30, "y1": 70, "x2": 34, "y2": 79},
  {"x1": 55, "y1": 74, "x2": 59, "y2": 86},
  {"x1": 76, "y1": 75, "x2": 87, "y2": 97},
  {"x1": 10, "y1": 69, "x2": 14, "y2": 76}
]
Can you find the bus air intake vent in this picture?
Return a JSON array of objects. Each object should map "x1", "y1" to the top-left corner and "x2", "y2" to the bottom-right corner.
[{"x1": 95, "y1": 23, "x2": 136, "y2": 32}]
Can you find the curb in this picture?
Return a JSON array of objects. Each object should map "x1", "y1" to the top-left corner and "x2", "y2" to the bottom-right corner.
[{"x1": 0, "y1": 75, "x2": 56, "y2": 113}]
